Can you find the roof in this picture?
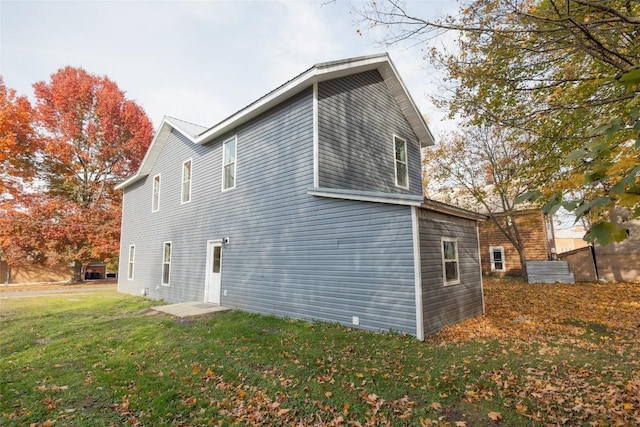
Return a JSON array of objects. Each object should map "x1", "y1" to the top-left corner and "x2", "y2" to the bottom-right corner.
[
  {"x1": 116, "y1": 53, "x2": 434, "y2": 190},
  {"x1": 421, "y1": 198, "x2": 487, "y2": 221}
]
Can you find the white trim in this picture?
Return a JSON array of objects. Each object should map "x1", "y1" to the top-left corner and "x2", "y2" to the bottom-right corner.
[
  {"x1": 204, "y1": 240, "x2": 223, "y2": 304},
  {"x1": 161, "y1": 241, "x2": 172, "y2": 286},
  {"x1": 393, "y1": 134, "x2": 409, "y2": 189},
  {"x1": 307, "y1": 189, "x2": 422, "y2": 206},
  {"x1": 151, "y1": 174, "x2": 161, "y2": 212},
  {"x1": 313, "y1": 82, "x2": 319, "y2": 188},
  {"x1": 441, "y1": 237, "x2": 461, "y2": 286},
  {"x1": 116, "y1": 54, "x2": 435, "y2": 192},
  {"x1": 221, "y1": 136, "x2": 237, "y2": 192},
  {"x1": 411, "y1": 206, "x2": 424, "y2": 341},
  {"x1": 477, "y1": 226, "x2": 486, "y2": 314},
  {"x1": 127, "y1": 245, "x2": 135, "y2": 281},
  {"x1": 180, "y1": 158, "x2": 192, "y2": 204},
  {"x1": 489, "y1": 246, "x2": 506, "y2": 272}
]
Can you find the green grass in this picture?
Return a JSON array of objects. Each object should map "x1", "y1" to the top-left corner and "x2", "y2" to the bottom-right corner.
[{"x1": 1, "y1": 286, "x2": 638, "y2": 426}]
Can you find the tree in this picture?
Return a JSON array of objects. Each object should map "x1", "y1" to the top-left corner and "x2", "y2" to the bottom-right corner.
[
  {"x1": 424, "y1": 125, "x2": 537, "y2": 278},
  {"x1": 358, "y1": 0, "x2": 640, "y2": 244},
  {"x1": 0, "y1": 68, "x2": 153, "y2": 282},
  {"x1": 0, "y1": 77, "x2": 37, "y2": 202}
]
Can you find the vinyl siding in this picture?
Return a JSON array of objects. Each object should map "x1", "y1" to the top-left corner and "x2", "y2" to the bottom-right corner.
[
  {"x1": 417, "y1": 209, "x2": 484, "y2": 336},
  {"x1": 317, "y1": 70, "x2": 422, "y2": 196},
  {"x1": 119, "y1": 87, "x2": 418, "y2": 335}
]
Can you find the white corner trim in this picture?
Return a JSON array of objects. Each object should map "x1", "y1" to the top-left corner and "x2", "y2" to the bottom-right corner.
[
  {"x1": 411, "y1": 206, "x2": 424, "y2": 341},
  {"x1": 313, "y1": 82, "x2": 319, "y2": 188}
]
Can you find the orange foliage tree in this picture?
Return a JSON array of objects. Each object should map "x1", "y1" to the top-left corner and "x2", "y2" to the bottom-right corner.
[
  {"x1": 0, "y1": 77, "x2": 37, "y2": 201},
  {"x1": 0, "y1": 67, "x2": 153, "y2": 282}
]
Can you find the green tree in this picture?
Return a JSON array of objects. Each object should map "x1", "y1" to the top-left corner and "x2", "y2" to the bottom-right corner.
[{"x1": 359, "y1": 0, "x2": 640, "y2": 244}]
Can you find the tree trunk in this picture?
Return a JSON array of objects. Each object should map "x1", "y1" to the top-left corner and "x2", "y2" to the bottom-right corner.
[
  {"x1": 516, "y1": 247, "x2": 528, "y2": 283},
  {"x1": 72, "y1": 260, "x2": 84, "y2": 283}
]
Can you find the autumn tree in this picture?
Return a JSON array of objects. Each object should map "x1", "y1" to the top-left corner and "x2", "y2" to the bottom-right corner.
[
  {"x1": 0, "y1": 68, "x2": 153, "y2": 282},
  {"x1": 424, "y1": 125, "x2": 538, "y2": 278},
  {"x1": 358, "y1": 0, "x2": 640, "y2": 244},
  {"x1": 0, "y1": 77, "x2": 37, "y2": 202}
]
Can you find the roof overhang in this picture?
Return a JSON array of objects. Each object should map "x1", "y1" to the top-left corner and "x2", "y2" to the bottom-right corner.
[
  {"x1": 194, "y1": 53, "x2": 434, "y2": 148},
  {"x1": 421, "y1": 199, "x2": 487, "y2": 221},
  {"x1": 116, "y1": 54, "x2": 435, "y2": 191}
]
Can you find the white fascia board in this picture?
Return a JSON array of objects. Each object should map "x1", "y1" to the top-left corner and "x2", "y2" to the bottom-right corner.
[
  {"x1": 307, "y1": 187, "x2": 423, "y2": 207},
  {"x1": 195, "y1": 55, "x2": 390, "y2": 146},
  {"x1": 378, "y1": 61, "x2": 435, "y2": 148},
  {"x1": 115, "y1": 117, "x2": 195, "y2": 191}
]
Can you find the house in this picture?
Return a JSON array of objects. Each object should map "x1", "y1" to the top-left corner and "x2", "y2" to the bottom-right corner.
[
  {"x1": 554, "y1": 225, "x2": 588, "y2": 254},
  {"x1": 427, "y1": 183, "x2": 555, "y2": 277},
  {"x1": 559, "y1": 212, "x2": 640, "y2": 282},
  {"x1": 0, "y1": 260, "x2": 73, "y2": 284},
  {"x1": 479, "y1": 209, "x2": 556, "y2": 276},
  {"x1": 115, "y1": 54, "x2": 485, "y2": 339}
]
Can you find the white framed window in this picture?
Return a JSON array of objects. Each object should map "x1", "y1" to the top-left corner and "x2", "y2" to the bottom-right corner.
[
  {"x1": 181, "y1": 159, "x2": 192, "y2": 204},
  {"x1": 152, "y1": 174, "x2": 161, "y2": 212},
  {"x1": 441, "y1": 237, "x2": 460, "y2": 286},
  {"x1": 490, "y1": 246, "x2": 506, "y2": 272},
  {"x1": 162, "y1": 241, "x2": 171, "y2": 286},
  {"x1": 222, "y1": 136, "x2": 236, "y2": 191},
  {"x1": 127, "y1": 245, "x2": 135, "y2": 280},
  {"x1": 394, "y1": 135, "x2": 409, "y2": 188}
]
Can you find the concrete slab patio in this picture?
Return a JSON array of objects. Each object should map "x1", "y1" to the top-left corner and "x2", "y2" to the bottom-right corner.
[{"x1": 151, "y1": 302, "x2": 232, "y2": 319}]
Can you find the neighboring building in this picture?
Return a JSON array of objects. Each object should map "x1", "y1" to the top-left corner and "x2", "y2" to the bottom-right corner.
[
  {"x1": 0, "y1": 260, "x2": 73, "y2": 284},
  {"x1": 478, "y1": 209, "x2": 555, "y2": 276},
  {"x1": 555, "y1": 225, "x2": 588, "y2": 254},
  {"x1": 115, "y1": 54, "x2": 485, "y2": 339},
  {"x1": 559, "y1": 213, "x2": 640, "y2": 282}
]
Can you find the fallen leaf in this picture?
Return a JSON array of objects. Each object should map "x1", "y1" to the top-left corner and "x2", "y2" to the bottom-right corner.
[
  {"x1": 430, "y1": 402, "x2": 442, "y2": 411},
  {"x1": 488, "y1": 411, "x2": 502, "y2": 421}
]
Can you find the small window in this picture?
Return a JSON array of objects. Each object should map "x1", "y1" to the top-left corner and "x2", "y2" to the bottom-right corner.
[
  {"x1": 181, "y1": 159, "x2": 192, "y2": 204},
  {"x1": 222, "y1": 137, "x2": 236, "y2": 191},
  {"x1": 490, "y1": 246, "x2": 506, "y2": 272},
  {"x1": 152, "y1": 174, "x2": 161, "y2": 212},
  {"x1": 394, "y1": 135, "x2": 408, "y2": 188},
  {"x1": 162, "y1": 241, "x2": 171, "y2": 286},
  {"x1": 442, "y1": 238, "x2": 460, "y2": 285},
  {"x1": 127, "y1": 245, "x2": 135, "y2": 280}
]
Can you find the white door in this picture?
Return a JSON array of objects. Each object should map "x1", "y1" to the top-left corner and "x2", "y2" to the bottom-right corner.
[{"x1": 205, "y1": 241, "x2": 222, "y2": 304}]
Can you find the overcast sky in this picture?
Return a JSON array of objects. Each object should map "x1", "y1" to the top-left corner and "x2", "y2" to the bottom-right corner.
[{"x1": 1, "y1": 0, "x2": 457, "y2": 135}]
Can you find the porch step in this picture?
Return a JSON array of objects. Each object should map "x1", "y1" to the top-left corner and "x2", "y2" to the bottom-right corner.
[
  {"x1": 526, "y1": 261, "x2": 575, "y2": 284},
  {"x1": 152, "y1": 301, "x2": 232, "y2": 319}
]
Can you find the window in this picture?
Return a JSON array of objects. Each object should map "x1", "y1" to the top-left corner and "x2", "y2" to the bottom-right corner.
[
  {"x1": 152, "y1": 174, "x2": 161, "y2": 212},
  {"x1": 490, "y1": 246, "x2": 506, "y2": 272},
  {"x1": 181, "y1": 159, "x2": 192, "y2": 203},
  {"x1": 442, "y1": 238, "x2": 460, "y2": 285},
  {"x1": 222, "y1": 137, "x2": 236, "y2": 190},
  {"x1": 394, "y1": 135, "x2": 408, "y2": 188},
  {"x1": 127, "y1": 245, "x2": 135, "y2": 280},
  {"x1": 162, "y1": 242, "x2": 171, "y2": 286}
]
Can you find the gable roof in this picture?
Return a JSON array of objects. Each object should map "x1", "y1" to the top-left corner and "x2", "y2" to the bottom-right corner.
[{"x1": 116, "y1": 53, "x2": 434, "y2": 190}]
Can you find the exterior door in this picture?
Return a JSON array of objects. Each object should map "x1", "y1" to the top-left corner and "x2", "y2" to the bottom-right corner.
[{"x1": 205, "y1": 241, "x2": 222, "y2": 304}]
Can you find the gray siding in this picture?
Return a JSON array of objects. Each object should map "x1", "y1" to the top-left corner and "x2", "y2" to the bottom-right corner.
[
  {"x1": 119, "y1": 88, "x2": 418, "y2": 335},
  {"x1": 317, "y1": 70, "x2": 422, "y2": 196},
  {"x1": 417, "y1": 209, "x2": 484, "y2": 336}
]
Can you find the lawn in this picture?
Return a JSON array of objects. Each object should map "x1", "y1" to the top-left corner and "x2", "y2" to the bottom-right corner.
[{"x1": 1, "y1": 279, "x2": 639, "y2": 426}]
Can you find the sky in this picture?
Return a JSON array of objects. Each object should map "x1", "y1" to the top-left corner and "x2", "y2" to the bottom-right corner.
[{"x1": 0, "y1": 0, "x2": 458, "y2": 136}]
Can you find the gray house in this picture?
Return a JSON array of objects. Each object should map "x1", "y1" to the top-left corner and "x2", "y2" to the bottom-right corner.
[{"x1": 116, "y1": 54, "x2": 484, "y2": 339}]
